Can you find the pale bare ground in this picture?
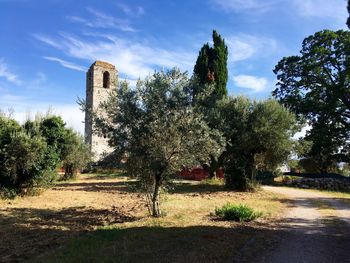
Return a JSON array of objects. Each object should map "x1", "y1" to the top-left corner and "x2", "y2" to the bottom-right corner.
[{"x1": 251, "y1": 186, "x2": 350, "y2": 263}]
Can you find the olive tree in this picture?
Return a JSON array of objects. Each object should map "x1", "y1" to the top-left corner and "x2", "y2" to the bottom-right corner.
[
  {"x1": 90, "y1": 68, "x2": 225, "y2": 217},
  {"x1": 61, "y1": 129, "x2": 91, "y2": 179},
  {"x1": 220, "y1": 97, "x2": 297, "y2": 190}
]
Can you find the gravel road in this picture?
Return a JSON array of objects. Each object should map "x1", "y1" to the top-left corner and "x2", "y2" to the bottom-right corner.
[{"x1": 255, "y1": 186, "x2": 350, "y2": 263}]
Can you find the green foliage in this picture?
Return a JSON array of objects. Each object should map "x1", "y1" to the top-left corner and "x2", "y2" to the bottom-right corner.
[
  {"x1": 220, "y1": 97, "x2": 297, "y2": 190},
  {"x1": 24, "y1": 116, "x2": 67, "y2": 172},
  {"x1": 0, "y1": 113, "x2": 90, "y2": 198},
  {"x1": 256, "y1": 170, "x2": 283, "y2": 185},
  {"x1": 348, "y1": 0, "x2": 350, "y2": 28},
  {"x1": 61, "y1": 129, "x2": 91, "y2": 179},
  {"x1": 0, "y1": 116, "x2": 52, "y2": 195},
  {"x1": 192, "y1": 31, "x2": 229, "y2": 178},
  {"x1": 91, "y1": 68, "x2": 225, "y2": 217},
  {"x1": 215, "y1": 203, "x2": 262, "y2": 222},
  {"x1": 0, "y1": 187, "x2": 17, "y2": 199},
  {"x1": 39, "y1": 116, "x2": 67, "y2": 169},
  {"x1": 273, "y1": 30, "x2": 350, "y2": 172},
  {"x1": 193, "y1": 30, "x2": 228, "y2": 100},
  {"x1": 225, "y1": 166, "x2": 252, "y2": 191}
]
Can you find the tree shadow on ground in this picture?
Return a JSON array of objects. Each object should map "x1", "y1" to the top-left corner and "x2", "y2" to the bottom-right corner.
[
  {"x1": 53, "y1": 180, "x2": 226, "y2": 195},
  {"x1": 53, "y1": 180, "x2": 141, "y2": 194},
  {"x1": 35, "y1": 220, "x2": 350, "y2": 263},
  {"x1": 0, "y1": 206, "x2": 139, "y2": 262},
  {"x1": 1, "y1": 204, "x2": 350, "y2": 262},
  {"x1": 168, "y1": 181, "x2": 226, "y2": 194},
  {"x1": 82, "y1": 173, "x2": 128, "y2": 180}
]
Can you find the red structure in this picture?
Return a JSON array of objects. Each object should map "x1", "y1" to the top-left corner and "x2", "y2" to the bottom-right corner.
[{"x1": 179, "y1": 167, "x2": 224, "y2": 181}]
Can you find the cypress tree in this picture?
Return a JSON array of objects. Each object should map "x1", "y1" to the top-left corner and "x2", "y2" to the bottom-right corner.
[
  {"x1": 193, "y1": 30, "x2": 228, "y2": 99},
  {"x1": 347, "y1": 0, "x2": 350, "y2": 28}
]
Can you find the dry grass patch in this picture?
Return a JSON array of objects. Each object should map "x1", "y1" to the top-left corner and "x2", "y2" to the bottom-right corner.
[{"x1": 0, "y1": 175, "x2": 287, "y2": 262}]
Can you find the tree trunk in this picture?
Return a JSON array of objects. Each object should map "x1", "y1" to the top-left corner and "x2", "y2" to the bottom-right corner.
[
  {"x1": 152, "y1": 173, "x2": 162, "y2": 217},
  {"x1": 246, "y1": 154, "x2": 256, "y2": 188},
  {"x1": 64, "y1": 164, "x2": 74, "y2": 180},
  {"x1": 204, "y1": 155, "x2": 219, "y2": 179}
]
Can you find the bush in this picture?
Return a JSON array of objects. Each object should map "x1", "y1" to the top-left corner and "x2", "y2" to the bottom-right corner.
[
  {"x1": 0, "y1": 114, "x2": 92, "y2": 198},
  {"x1": 215, "y1": 203, "x2": 262, "y2": 222},
  {"x1": 0, "y1": 116, "x2": 60, "y2": 198},
  {"x1": 0, "y1": 187, "x2": 17, "y2": 199}
]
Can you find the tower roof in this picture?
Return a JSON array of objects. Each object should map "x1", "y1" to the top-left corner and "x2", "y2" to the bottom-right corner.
[{"x1": 91, "y1": 60, "x2": 115, "y2": 70}]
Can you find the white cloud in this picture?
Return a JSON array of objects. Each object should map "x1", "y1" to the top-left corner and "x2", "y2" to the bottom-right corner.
[
  {"x1": 43, "y1": 56, "x2": 86, "y2": 72},
  {"x1": 36, "y1": 33, "x2": 195, "y2": 79},
  {"x1": 211, "y1": 0, "x2": 277, "y2": 13},
  {"x1": 32, "y1": 34, "x2": 62, "y2": 49},
  {"x1": 232, "y1": 75, "x2": 269, "y2": 92},
  {"x1": 292, "y1": 0, "x2": 347, "y2": 22},
  {"x1": 67, "y1": 7, "x2": 136, "y2": 32},
  {"x1": 226, "y1": 34, "x2": 278, "y2": 62},
  {"x1": 0, "y1": 59, "x2": 22, "y2": 85},
  {"x1": 117, "y1": 3, "x2": 145, "y2": 17}
]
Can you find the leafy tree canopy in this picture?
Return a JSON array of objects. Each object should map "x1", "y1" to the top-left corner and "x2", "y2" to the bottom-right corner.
[
  {"x1": 273, "y1": 30, "x2": 350, "y2": 171},
  {"x1": 220, "y1": 97, "x2": 297, "y2": 190},
  {"x1": 91, "y1": 68, "x2": 225, "y2": 217}
]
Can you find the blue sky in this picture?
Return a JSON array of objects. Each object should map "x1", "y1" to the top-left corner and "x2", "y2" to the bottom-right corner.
[{"x1": 0, "y1": 0, "x2": 348, "y2": 133}]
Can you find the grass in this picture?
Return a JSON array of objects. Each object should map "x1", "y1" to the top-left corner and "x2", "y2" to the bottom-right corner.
[
  {"x1": 215, "y1": 203, "x2": 263, "y2": 222},
  {"x1": 0, "y1": 174, "x2": 287, "y2": 262},
  {"x1": 200, "y1": 177, "x2": 224, "y2": 186}
]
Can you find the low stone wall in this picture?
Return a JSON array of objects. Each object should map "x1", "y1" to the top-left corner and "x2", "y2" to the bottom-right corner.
[{"x1": 285, "y1": 177, "x2": 350, "y2": 192}]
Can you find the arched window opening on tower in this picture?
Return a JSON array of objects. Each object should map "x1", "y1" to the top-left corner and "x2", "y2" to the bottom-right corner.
[{"x1": 103, "y1": 71, "x2": 110, "y2": 88}]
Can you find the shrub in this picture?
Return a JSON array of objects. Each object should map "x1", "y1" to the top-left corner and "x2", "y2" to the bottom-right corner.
[
  {"x1": 0, "y1": 116, "x2": 59, "y2": 198},
  {"x1": 215, "y1": 203, "x2": 262, "y2": 222},
  {"x1": 0, "y1": 187, "x2": 17, "y2": 199}
]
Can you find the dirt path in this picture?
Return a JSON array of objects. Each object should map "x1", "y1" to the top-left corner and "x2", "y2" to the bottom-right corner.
[{"x1": 257, "y1": 186, "x2": 350, "y2": 263}]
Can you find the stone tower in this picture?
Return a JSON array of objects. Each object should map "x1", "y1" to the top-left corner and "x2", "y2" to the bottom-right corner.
[{"x1": 85, "y1": 61, "x2": 118, "y2": 161}]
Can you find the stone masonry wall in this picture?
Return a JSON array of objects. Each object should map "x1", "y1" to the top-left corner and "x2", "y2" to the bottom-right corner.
[{"x1": 85, "y1": 61, "x2": 118, "y2": 161}]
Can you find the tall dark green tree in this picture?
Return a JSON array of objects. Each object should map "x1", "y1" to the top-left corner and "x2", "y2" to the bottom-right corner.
[
  {"x1": 193, "y1": 30, "x2": 228, "y2": 100},
  {"x1": 347, "y1": 0, "x2": 350, "y2": 28},
  {"x1": 192, "y1": 30, "x2": 229, "y2": 177},
  {"x1": 273, "y1": 30, "x2": 350, "y2": 172}
]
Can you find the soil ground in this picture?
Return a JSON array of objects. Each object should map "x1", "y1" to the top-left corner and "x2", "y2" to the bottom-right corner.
[
  {"x1": 0, "y1": 174, "x2": 284, "y2": 262},
  {"x1": 1, "y1": 175, "x2": 349, "y2": 262}
]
